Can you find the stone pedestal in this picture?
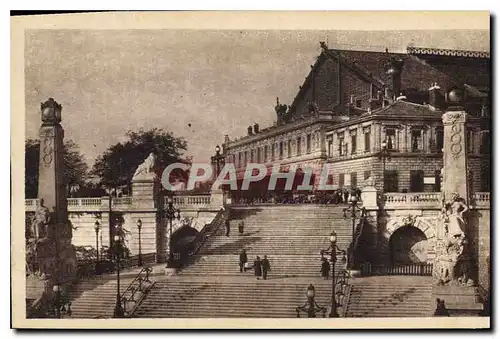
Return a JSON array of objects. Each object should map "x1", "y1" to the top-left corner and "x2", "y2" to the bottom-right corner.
[
  {"x1": 210, "y1": 189, "x2": 225, "y2": 210},
  {"x1": 361, "y1": 185, "x2": 378, "y2": 210}
]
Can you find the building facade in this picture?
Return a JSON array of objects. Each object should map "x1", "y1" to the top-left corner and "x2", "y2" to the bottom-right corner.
[{"x1": 222, "y1": 44, "x2": 490, "y2": 199}]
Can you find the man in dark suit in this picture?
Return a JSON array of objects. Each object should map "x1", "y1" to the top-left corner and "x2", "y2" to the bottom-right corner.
[
  {"x1": 262, "y1": 255, "x2": 271, "y2": 280},
  {"x1": 239, "y1": 249, "x2": 248, "y2": 273}
]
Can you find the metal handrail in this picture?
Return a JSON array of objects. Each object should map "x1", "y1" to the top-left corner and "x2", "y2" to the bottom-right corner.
[
  {"x1": 119, "y1": 266, "x2": 154, "y2": 317},
  {"x1": 189, "y1": 208, "x2": 226, "y2": 257}
]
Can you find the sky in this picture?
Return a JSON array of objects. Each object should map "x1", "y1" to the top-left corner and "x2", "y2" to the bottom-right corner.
[{"x1": 25, "y1": 29, "x2": 489, "y2": 167}]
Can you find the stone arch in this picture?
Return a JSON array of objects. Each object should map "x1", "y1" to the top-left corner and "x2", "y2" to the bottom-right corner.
[
  {"x1": 385, "y1": 216, "x2": 436, "y2": 241},
  {"x1": 389, "y1": 226, "x2": 428, "y2": 265},
  {"x1": 170, "y1": 223, "x2": 200, "y2": 260}
]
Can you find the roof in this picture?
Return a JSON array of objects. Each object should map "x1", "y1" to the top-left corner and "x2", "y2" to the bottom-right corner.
[
  {"x1": 407, "y1": 46, "x2": 490, "y2": 59},
  {"x1": 372, "y1": 100, "x2": 441, "y2": 117},
  {"x1": 288, "y1": 46, "x2": 490, "y2": 113}
]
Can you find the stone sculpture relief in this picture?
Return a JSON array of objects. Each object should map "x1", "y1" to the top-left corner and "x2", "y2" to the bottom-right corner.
[{"x1": 433, "y1": 192, "x2": 474, "y2": 286}]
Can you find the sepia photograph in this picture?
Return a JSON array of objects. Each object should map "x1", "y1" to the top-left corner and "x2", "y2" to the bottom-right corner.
[{"x1": 11, "y1": 11, "x2": 491, "y2": 329}]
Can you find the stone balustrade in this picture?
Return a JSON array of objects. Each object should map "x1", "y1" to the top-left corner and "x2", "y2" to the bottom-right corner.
[
  {"x1": 382, "y1": 192, "x2": 441, "y2": 208},
  {"x1": 472, "y1": 192, "x2": 490, "y2": 208},
  {"x1": 26, "y1": 197, "x2": 133, "y2": 212},
  {"x1": 170, "y1": 195, "x2": 212, "y2": 210}
]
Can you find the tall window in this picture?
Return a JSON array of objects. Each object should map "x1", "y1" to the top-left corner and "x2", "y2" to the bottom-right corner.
[
  {"x1": 351, "y1": 134, "x2": 357, "y2": 154},
  {"x1": 434, "y1": 170, "x2": 441, "y2": 192},
  {"x1": 279, "y1": 142, "x2": 284, "y2": 159},
  {"x1": 264, "y1": 145, "x2": 268, "y2": 163},
  {"x1": 339, "y1": 173, "x2": 345, "y2": 188},
  {"x1": 297, "y1": 137, "x2": 302, "y2": 155},
  {"x1": 257, "y1": 147, "x2": 261, "y2": 163},
  {"x1": 238, "y1": 152, "x2": 242, "y2": 167},
  {"x1": 385, "y1": 170, "x2": 398, "y2": 192},
  {"x1": 244, "y1": 151, "x2": 248, "y2": 165},
  {"x1": 288, "y1": 140, "x2": 292, "y2": 158},
  {"x1": 271, "y1": 144, "x2": 275, "y2": 161},
  {"x1": 338, "y1": 135, "x2": 345, "y2": 156},
  {"x1": 411, "y1": 129, "x2": 423, "y2": 152},
  {"x1": 250, "y1": 149, "x2": 254, "y2": 162},
  {"x1": 409, "y1": 170, "x2": 425, "y2": 192},
  {"x1": 364, "y1": 130, "x2": 371, "y2": 152},
  {"x1": 306, "y1": 134, "x2": 311, "y2": 153},
  {"x1": 480, "y1": 131, "x2": 490, "y2": 154},
  {"x1": 481, "y1": 164, "x2": 490, "y2": 191},
  {"x1": 436, "y1": 128, "x2": 444, "y2": 152},
  {"x1": 328, "y1": 140, "x2": 333, "y2": 157},
  {"x1": 386, "y1": 128, "x2": 395, "y2": 150}
]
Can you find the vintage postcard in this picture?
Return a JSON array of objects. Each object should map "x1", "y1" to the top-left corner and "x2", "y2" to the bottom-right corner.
[{"x1": 11, "y1": 11, "x2": 491, "y2": 329}]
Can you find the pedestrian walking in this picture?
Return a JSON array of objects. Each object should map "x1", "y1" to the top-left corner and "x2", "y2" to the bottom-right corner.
[
  {"x1": 225, "y1": 219, "x2": 230, "y2": 237},
  {"x1": 262, "y1": 255, "x2": 271, "y2": 280},
  {"x1": 254, "y1": 256, "x2": 262, "y2": 280},
  {"x1": 321, "y1": 257, "x2": 330, "y2": 279},
  {"x1": 343, "y1": 189, "x2": 349, "y2": 203},
  {"x1": 238, "y1": 220, "x2": 245, "y2": 236},
  {"x1": 239, "y1": 249, "x2": 248, "y2": 273}
]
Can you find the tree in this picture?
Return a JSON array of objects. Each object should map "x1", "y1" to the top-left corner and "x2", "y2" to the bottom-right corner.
[
  {"x1": 91, "y1": 128, "x2": 188, "y2": 192},
  {"x1": 25, "y1": 139, "x2": 89, "y2": 199}
]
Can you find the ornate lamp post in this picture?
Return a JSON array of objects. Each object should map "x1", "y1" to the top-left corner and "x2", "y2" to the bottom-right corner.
[
  {"x1": 137, "y1": 219, "x2": 143, "y2": 267},
  {"x1": 165, "y1": 197, "x2": 181, "y2": 267},
  {"x1": 378, "y1": 139, "x2": 391, "y2": 192},
  {"x1": 113, "y1": 233, "x2": 125, "y2": 318},
  {"x1": 343, "y1": 195, "x2": 363, "y2": 270},
  {"x1": 94, "y1": 220, "x2": 100, "y2": 271},
  {"x1": 211, "y1": 144, "x2": 225, "y2": 179},
  {"x1": 321, "y1": 231, "x2": 347, "y2": 318},
  {"x1": 295, "y1": 284, "x2": 327, "y2": 318},
  {"x1": 51, "y1": 284, "x2": 72, "y2": 318}
]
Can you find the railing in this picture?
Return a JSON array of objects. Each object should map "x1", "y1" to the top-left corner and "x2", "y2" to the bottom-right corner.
[
  {"x1": 335, "y1": 269, "x2": 351, "y2": 317},
  {"x1": 472, "y1": 192, "x2": 490, "y2": 207},
  {"x1": 68, "y1": 198, "x2": 103, "y2": 207},
  {"x1": 171, "y1": 195, "x2": 212, "y2": 209},
  {"x1": 383, "y1": 193, "x2": 441, "y2": 208},
  {"x1": 189, "y1": 208, "x2": 226, "y2": 257},
  {"x1": 360, "y1": 262, "x2": 433, "y2": 277},
  {"x1": 119, "y1": 266, "x2": 155, "y2": 317},
  {"x1": 112, "y1": 197, "x2": 133, "y2": 206}
]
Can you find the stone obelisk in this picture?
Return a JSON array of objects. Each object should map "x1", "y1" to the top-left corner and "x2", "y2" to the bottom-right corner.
[
  {"x1": 441, "y1": 88, "x2": 469, "y2": 203},
  {"x1": 36, "y1": 98, "x2": 76, "y2": 285}
]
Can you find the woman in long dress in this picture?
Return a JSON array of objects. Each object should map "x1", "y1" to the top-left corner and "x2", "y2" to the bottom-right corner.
[{"x1": 445, "y1": 193, "x2": 469, "y2": 237}]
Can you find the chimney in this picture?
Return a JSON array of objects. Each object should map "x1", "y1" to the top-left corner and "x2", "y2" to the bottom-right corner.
[
  {"x1": 253, "y1": 123, "x2": 259, "y2": 134},
  {"x1": 385, "y1": 56, "x2": 404, "y2": 102},
  {"x1": 428, "y1": 83, "x2": 443, "y2": 109},
  {"x1": 247, "y1": 126, "x2": 253, "y2": 136}
]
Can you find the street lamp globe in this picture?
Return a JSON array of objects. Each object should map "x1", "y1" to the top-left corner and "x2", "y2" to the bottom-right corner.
[
  {"x1": 94, "y1": 220, "x2": 100, "y2": 232},
  {"x1": 215, "y1": 144, "x2": 221, "y2": 153},
  {"x1": 330, "y1": 231, "x2": 337, "y2": 244},
  {"x1": 167, "y1": 196, "x2": 173, "y2": 205},
  {"x1": 137, "y1": 219, "x2": 142, "y2": 229},
  {"x1": 306, "y1": 284, "x2": 315, "y2": 299},
  {"x1": 349, "y1": 194, "x2": 358, "y2": 204},
  {"x1": 52, "y1": 284, "x2": 60, "y2": 293},
  {"x1": 114, "y1": 235, "x2": 120, "y2": 242}
]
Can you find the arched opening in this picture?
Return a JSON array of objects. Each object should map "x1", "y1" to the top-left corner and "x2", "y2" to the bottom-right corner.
[
  {"x1": 171, "y1": 225, "x2": 200, "y2": 264},
  {"x1": 389, "y1": 226, "x2": 428, "y2": 265}
]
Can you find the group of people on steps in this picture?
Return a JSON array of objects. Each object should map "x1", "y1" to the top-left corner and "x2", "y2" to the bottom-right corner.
[{"x1": 239, "y1": 250, "x2": 271, "y2": 280}]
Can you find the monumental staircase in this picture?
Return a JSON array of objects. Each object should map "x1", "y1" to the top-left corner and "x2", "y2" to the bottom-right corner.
[
  {"x1": 344, "y1": 276, "x2": 434, "y2": 317},
  {"x1": 134, "y1": 205, "x2": 353, "y2": 318}
]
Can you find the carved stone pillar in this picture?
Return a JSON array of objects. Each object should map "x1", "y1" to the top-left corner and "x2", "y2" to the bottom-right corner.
[{"x1": 442, "y1": 109, "x2": 468, "y2": 203}]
